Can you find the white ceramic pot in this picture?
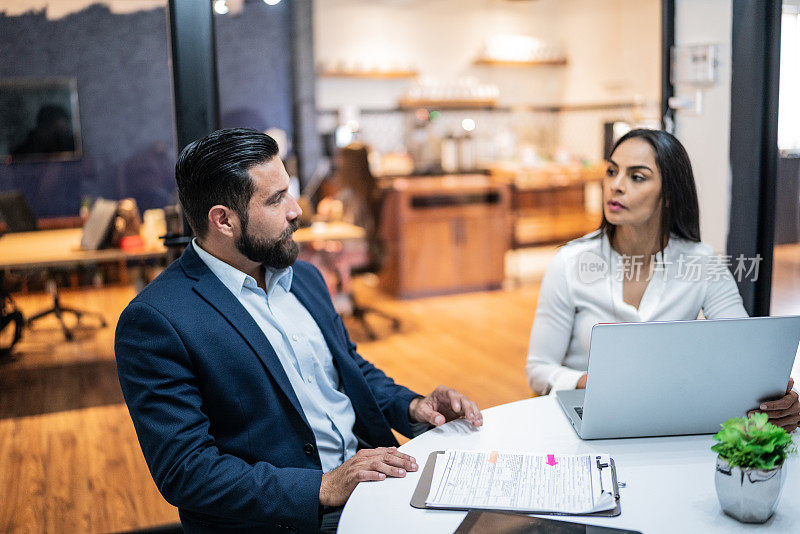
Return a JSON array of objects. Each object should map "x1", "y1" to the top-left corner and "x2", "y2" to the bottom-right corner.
[{"x1": 715, "y1": 456, "x2": 786, "y2": 523}]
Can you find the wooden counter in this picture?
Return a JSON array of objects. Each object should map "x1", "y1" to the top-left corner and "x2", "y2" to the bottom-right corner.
[
  {"x1": 488, "y1": 163, "x2": 604, "y2": 246},
  {"x1": 488, "y1": 161, "x2": 604, "y2": 190},
  {"x1": 379, "y1": 175, "x2": 511, "y2": 299}
]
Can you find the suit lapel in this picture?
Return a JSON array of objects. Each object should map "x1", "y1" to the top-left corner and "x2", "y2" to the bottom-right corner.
[{"x1": 179, "y1": 246, "x2": 310, "y2": 428}]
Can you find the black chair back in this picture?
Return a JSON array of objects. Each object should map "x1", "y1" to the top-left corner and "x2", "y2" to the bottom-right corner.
[
  {"x1": 0, "y1": 191, "x2": 37, "y2": 232},
  {"x1": 333, "y1": 144, "x2": 384, "y2": 270}
]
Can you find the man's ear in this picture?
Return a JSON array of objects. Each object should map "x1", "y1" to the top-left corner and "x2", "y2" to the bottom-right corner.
[{"x1": 207, "y1": 205, "x2": 238, "y2": 238}]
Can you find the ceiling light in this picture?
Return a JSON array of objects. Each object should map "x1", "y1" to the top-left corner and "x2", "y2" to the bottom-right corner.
[
  {"x1": 264, "y1": 0, "x2": 282, "y2": 5},
  {"x1": 214, "y1": 0, "x2": 229, "y2": 15}
]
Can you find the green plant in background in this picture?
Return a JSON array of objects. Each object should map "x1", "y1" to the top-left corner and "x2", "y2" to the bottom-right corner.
[{"x1": 712, "y1": 413, "x2": 796, "y2": 470}]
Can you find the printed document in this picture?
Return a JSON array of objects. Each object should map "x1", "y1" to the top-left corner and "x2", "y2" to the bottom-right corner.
[{"x1": 425, "y1": 450, "x2": 616, "y2": 514}]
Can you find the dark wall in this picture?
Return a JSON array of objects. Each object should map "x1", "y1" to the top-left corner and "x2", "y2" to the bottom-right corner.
[
  {"x1": 727, "y1": 0, "x2": 781, "y2": 316},
  {"x1": 216, "y1": 2, "x2": 293, "y2": 135},
  {"x1": 0, "y1": 2, "x2": 292, "y2": 219}
]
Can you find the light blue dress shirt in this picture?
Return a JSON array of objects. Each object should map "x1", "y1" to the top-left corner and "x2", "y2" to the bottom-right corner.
[{"x1": 192, "y1": 240, "x2": 358, "y2": 473}]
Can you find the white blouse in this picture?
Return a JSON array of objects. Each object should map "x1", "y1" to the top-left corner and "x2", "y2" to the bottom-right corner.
[{"x1": 525, "y1": 231, "x2": 749, "y2": 395}]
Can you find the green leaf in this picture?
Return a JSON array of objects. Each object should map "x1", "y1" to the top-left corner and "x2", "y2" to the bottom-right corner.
[{"x1": 710, "y1": 413, "x2": 796, "y2": 469}]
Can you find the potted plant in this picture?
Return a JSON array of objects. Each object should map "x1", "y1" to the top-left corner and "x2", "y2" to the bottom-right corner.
[{"x1": 712, "y1": 413, "x2": 796, "y2": 523}]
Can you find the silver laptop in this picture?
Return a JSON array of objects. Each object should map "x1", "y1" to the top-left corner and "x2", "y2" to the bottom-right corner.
[{"x1": 556, "y1": 316, "x2": 800, "y2": 439}]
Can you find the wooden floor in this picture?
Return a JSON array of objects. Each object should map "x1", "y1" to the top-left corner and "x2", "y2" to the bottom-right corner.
[
  {"x1": 0, "y1": 287, "x2": 180, "y2": 534},
  {"x1": 0, "y1": 280, "x2": 539, "y2": 533},
  {"x1": 2, "y1": 242, "x2": 800, "y2": 533}
]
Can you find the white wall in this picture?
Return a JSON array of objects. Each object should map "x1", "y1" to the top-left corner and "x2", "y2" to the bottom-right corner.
[
  {"x1": 555, "y1": 0, "x2": 661, "y2": 105},
  {"x1": 553, "y1": 0, "x2": 661, "y2": 159},
  {"x1": 314, "y1": 0, "x2": 660, "y2": 110},
  {"x1": 315, "y1": 0, "x2": 560, "y2": 109},
  {"x1": 314, "y1": 0, "x2": 661, "y2": 161},
  {"x1": 673, "y1": 0, "x2": 733, "y2": 254}
]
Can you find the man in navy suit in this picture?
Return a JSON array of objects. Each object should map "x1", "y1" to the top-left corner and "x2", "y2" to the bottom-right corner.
[{"x1": 115, "y1": 128, "x2": 483, "y2": 533}]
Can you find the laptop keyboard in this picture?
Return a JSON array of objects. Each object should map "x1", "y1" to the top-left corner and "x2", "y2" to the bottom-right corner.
[{"x1": 574, "y1": 407, "x2": 584, "y2": 419}]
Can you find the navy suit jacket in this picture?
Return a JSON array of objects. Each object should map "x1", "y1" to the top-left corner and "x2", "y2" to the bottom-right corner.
[{"x1": 115, "y1": 245, "x2": 419, "y2": 533}]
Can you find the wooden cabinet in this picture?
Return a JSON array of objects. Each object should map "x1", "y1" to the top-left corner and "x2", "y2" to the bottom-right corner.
[
  {"x1": 511, "y1": 184, "x2": 601, "y2": 245},
  {"x1": 379, "y1": 175, "x2": 511, "y2": 298},
  {"x1": 488, "y1": 164, "x2": 604, "y2": 246}
]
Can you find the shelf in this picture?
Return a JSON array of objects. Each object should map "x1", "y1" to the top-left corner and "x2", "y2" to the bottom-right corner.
[
  {"x1": 473, "y1": 58, "x2": 567, "y2": 67},
  {"x1": 398, "y1": 98, "x2": 497, "y2": 109},
  {"x1": 317, "y1": 70, "x2": 418, "y2": 79}
]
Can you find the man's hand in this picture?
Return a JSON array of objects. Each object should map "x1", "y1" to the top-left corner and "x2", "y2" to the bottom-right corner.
[
  {"x1": 576, "y1": 374, "x2": 587, "y2": 389},
  {"x1": 748, "y1": 378, "x2": 800, "y2": 433},
  {"x1": 408, "y1": 385, "x2": 483, "y2": 428},
  {"x1": 319, "y1": 447, "x2": 418, "y2": 507}
]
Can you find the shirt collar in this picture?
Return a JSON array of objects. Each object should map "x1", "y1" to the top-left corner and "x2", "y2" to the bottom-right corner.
[
  {"x1": 268, "y1": 265, "x2": 293, "y2": 293},
  {"x1": 191, "y1": 238, "x2": 293, "y2": 297},
  {"x1": 601, "y1": 231, "x2": 675, "y2": 260},
  {"x1": 601, "y1": 231, "x2": 675, "y2": 283}
]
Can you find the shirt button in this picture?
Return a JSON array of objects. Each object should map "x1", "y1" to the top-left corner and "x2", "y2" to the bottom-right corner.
[
  {"x1": 306, "y1": 376, "x2": 313, "y2": 384},
  {"x1": 292, "y1": 334, "x2": 299, "y2": 342}
]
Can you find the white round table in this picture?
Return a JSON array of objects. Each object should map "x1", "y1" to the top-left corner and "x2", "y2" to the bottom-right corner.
[{"x1": 338, "y1": 396, "x2": 799, "y2": 533}]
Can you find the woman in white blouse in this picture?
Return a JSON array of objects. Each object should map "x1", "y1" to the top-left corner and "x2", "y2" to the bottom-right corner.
[{"x1": 525, "y1": 129, "x2": 799, "y2": 432}]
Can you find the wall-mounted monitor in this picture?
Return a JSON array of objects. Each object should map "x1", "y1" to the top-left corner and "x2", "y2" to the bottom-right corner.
[{"x1": 0, "y1": 77, "x2": 83, "y2": 162}]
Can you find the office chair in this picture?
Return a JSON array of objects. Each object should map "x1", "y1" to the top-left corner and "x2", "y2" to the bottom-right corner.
[
  {"x1": 0, "y1": 283, "x2": 24, "y2": 357},
  {"x1": 332, "y1": 144, "x2": 401, "y2": 340},
  {"x1": 0, "y1": 190, "x2": 106, "y2": 341},
  {"x1": 0, "y1": 191, "x2": 37, "y2": 232}
]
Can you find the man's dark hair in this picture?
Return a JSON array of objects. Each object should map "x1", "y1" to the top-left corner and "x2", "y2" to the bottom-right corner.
[
  {"x1": 175, "y1": 128, "x2": 279, "y2": 237},
  {"x1": 600, "y1": 128, "x2": 701, "y2": 250}
]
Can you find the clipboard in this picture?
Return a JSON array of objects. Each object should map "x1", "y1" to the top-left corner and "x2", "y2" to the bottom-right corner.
[{"x1": 410, "y1": 451, "x2": 622, "y2": 517}]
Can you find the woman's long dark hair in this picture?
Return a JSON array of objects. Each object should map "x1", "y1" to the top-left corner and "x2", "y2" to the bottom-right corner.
[{"x1": 599, "y1": 128, "x2": 701, "y2": 250}]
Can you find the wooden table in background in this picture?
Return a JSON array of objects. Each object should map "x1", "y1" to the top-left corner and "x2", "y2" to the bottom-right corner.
[
  {"x1": 0, "y1": 228, "x2": 167, "y2": 271},
  {"x1": 0, "y1": 227, "x2": 168, "y2": 291},
  {"x1": 0, "y1": 223, "x2": 363, "y2": 280},
  {"x1": 294, "y1": 221, "x2": 365, "y2": 244}
]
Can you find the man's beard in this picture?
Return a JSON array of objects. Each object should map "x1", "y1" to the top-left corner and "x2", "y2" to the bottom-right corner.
[{"x1": 235, "y1": 216, "x2": 300, "y2": 269}]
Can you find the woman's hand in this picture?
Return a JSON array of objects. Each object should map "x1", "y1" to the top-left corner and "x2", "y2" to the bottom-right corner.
[
  {"x1": 576, "y1": 374, "x2": 587, "y2": 389},
  {"x1": 749, "y1": 378, "x2": 800, "y2": 433}
]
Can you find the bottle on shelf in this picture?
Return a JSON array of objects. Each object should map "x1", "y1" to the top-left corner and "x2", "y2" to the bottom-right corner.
[
  {"x1": 458, "y1": 133, "x2": 476, "y2": 172},
  {"x1": 441, "y1": 133, "x2": 459, "y2": 173}
]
